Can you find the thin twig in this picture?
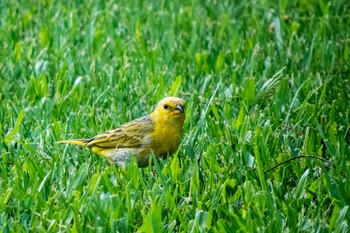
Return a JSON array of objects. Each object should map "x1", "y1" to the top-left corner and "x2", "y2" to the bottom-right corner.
[{"x1": 264, "y1": 155, "x2": 331, "y2": 175}]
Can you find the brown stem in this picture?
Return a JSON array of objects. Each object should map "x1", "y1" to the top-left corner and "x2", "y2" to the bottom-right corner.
[{"x1": 264, "y1": 155, "x2": 331, "y2": 175}]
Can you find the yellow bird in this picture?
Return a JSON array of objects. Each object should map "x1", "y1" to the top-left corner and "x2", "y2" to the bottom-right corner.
[{"x1": 58, "y1": 97, "x2": 185, "y2": 167}]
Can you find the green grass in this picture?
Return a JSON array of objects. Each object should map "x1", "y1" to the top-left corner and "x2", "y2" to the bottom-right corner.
[{"x1": 1, "y1": 0, "x2": 350, "y2": 232}]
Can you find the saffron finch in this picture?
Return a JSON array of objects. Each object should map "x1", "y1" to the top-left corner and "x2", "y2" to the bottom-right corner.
[{"x1": 58, "y1": 97, "x2": 185, "y2": 167}]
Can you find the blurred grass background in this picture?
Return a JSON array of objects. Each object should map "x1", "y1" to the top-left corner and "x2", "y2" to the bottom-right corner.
[{"x1": 0, "y1": 0, "x2": 350, "y2": 232}]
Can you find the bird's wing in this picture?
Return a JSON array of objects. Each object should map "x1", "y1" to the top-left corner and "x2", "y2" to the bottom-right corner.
[{"x1": 86, "y1": 115, "x2": 155, "y2": 149}]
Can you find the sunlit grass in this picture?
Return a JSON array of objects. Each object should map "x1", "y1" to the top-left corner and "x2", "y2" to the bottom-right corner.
[{"x1": 1, "y1": 0, "x2": 350, "y2": 232}]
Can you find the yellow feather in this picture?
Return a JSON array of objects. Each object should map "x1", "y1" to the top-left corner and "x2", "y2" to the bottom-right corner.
[
  {"x1": 58, "y1": 97, "x2": 186, "y2": 167},
  {"x1": 57, "y1": 139, "x2": 90, "y2": 146}
]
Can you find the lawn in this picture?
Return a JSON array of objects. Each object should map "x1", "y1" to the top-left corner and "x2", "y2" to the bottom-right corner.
[{"x1": 1, "y1": 0, "x2": 350, "y2": 232}]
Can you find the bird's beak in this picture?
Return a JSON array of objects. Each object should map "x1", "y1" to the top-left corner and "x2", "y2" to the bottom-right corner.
[{"x1": 175, "y1": 104, "x2": 184, "y2": 113}]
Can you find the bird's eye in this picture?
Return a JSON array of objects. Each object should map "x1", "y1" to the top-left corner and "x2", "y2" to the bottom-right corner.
[{"x1": 163, "y1": 104, "x2": 168, "y2": 109}]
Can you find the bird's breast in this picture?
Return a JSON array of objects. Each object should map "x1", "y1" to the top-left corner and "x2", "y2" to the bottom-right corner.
[{"x1": 150, "y1": 122, "x2": 183, "y2": 157}]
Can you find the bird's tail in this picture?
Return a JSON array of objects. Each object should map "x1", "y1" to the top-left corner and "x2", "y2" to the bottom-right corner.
[{"x1": 57, "y1": 139, "x2": 90, "y2": 146}]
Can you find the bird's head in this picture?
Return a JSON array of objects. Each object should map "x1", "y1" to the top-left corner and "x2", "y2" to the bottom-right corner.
[{"x1": 151, "y1": 97, "x2": 186, "y2": 124}]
